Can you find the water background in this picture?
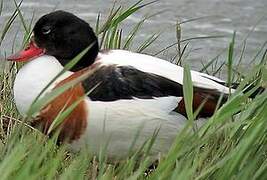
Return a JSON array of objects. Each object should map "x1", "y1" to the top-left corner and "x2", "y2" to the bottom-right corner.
[{"x1": 1, "y1": 0, "x2": 266, "y2": 76}]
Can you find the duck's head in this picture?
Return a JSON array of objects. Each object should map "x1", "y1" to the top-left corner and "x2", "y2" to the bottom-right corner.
[{"x1": 8, "y1": 10, "x2": 99, "y2": 71}]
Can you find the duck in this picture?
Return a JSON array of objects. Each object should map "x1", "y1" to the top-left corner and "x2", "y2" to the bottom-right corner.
[{"x1": 6, "y1": 10, "x2": 263, "y2": 160}]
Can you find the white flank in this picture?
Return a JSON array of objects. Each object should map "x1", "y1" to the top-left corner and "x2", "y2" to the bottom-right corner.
[{"x1": 70, "y1": 96, "x2": 189, "y2": 160}]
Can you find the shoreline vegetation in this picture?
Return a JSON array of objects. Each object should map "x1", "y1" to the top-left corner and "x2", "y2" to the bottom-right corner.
[{"x1": 0, "y1": 0, "x2": 267, "y2": 179}]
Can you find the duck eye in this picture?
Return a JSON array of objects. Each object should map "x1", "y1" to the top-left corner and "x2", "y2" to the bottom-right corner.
[{"x1": 41, "y1": 26, "x2": 51, "y2": 35}]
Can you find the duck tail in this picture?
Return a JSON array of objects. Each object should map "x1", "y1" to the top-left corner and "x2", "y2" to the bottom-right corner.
[{"x1": 219, "y1": 82, "x2": 265, "y2": 99}]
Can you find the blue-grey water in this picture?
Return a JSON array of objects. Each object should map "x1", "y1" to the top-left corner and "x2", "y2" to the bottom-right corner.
[{"x1": 1, "y1": 0, "x2": 267, "y2": 74}]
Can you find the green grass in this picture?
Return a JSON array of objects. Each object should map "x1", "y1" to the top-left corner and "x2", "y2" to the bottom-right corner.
[{"x1": 0, "y1": 0, "x2": 267, "y2": 179}]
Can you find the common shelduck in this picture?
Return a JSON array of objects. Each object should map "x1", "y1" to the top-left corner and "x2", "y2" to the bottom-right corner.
[{"x1": 7, "y1": 11, "x2": 263, "y2": 160}]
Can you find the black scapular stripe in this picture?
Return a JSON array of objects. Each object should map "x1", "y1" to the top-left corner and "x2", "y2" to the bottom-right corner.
[{"x1": 82, "y1": 65, "x2": 184, "y2": 101}]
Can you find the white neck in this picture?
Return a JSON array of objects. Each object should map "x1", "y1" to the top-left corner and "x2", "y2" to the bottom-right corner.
[{"x1": 13, "y1": 55, "x2": 73, "y2": 115}]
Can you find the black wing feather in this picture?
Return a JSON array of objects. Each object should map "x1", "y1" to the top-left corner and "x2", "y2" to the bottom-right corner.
[{"x1": 82, "y1": 65, "x2": 184, "y2": 101}]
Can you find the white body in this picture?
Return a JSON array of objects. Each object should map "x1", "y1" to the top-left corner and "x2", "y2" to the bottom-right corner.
[
  {"x1": 73, "y1": 97, "x2": 190, "y2": 159},
  {"x1": 13, "y1": 50, "x2": 228, "y2": 159}
]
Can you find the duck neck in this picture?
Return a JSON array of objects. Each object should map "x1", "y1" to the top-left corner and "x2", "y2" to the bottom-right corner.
[{"x1": 57, "y1": 41, "x2": 99, "y2": 72}]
